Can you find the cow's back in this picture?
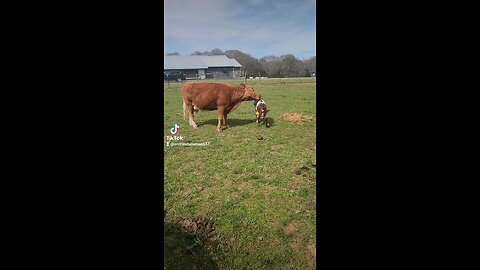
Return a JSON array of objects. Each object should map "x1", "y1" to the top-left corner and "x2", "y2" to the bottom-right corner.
[{"x1": 182, "y1": 83, "x2": 233, "y2": 110}]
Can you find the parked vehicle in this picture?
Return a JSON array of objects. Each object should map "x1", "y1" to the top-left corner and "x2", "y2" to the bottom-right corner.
[{"x1": 164, "y1": 70, "x2": 186, "y2": 82}]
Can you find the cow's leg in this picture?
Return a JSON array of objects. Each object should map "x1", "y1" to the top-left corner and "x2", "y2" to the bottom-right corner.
[
  {"x1": 223, "y1": 113, "x2": 228, "y2": 127},
  {"x1": 217, "y1": 106, "x2": 225, "y2": 132},
  {"x1": 186, "y1": 103, "x2": 198, "y2": 128}
]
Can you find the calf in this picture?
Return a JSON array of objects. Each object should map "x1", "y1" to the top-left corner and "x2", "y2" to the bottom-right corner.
[{"x1": 254, "y1": 99, "x2": 270, "y2": 127}]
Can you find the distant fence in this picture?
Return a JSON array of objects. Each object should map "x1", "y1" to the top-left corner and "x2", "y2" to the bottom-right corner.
[
  {"x1": 183, "y1": 70, "x2": 244, "y2": 80},
  {"x1": 164, "y1": 71, "x2": 316, "y2": 86}
]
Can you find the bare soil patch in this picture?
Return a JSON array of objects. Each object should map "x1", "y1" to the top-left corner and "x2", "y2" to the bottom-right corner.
[
  {"x1": 178, "y1": 214, "x2": 219, "y2": 249},
  {"x1": 284, "y1": 221, "x2": 301, "y2": 236},
  {"x1": 268, "y1": 237, "x2": 284, "y2": 249},
  {"x1": 271, "y1": 220, "x2": 282, "y2": 229},
  {"x1": 290, "y1": 238, "x2": 301, "y2": 250},
  {"x1": 270, "y1": 151, "x2": 281, "y2": 156},
  {"x1": 266, "y1": 185, "x2": 276, "y2": 191},
  {"x1": 237, "y1": 181, "x2": 251, "y2": 191},
  {"x1": 308, "y1": 197, "x2": 316, "y2": 210},
  {"x1": 180, "y1": 189, "x2": 193, "y2": 198},
  {"x1": 228, "y1": 237, "x2": 238, "y2": 247},
  {"x1": 283, "y1": 113, "x2": 313, "y2": 123},
  {"x1": 306, "y1": 239, "x2": 316, "y2": 267},
  {"x1": 271, "y1": 145, "x2": 285, "y2": 150}
]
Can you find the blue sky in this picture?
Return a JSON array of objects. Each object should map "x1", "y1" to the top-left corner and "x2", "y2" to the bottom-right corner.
[{"x1": 164, "y1": 0, "x2": 316, "y2": 60}]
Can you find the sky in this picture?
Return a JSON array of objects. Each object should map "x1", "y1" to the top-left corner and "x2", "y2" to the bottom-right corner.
[{"x1": 164, "y1": 0, "x2": 316, "y2": 60}]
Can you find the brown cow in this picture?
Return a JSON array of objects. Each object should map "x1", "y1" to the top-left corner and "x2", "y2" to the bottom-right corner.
[{"x1": 182, "y1": 82, "x2": 261, "y2": 132}]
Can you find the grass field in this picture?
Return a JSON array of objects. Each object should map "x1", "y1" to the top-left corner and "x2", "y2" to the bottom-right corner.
[{"x1": 164, "y1": 78, "x2": 317, "y2": 269}]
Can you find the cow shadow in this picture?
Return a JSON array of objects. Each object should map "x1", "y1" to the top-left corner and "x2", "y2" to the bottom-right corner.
[
  {"x1": 197, "y1": 118, "x2": 276, "y2": 128},
  {"x1": 164, "y1": 221, "x2": 219, "y2": 270},
  {"x1": 197, "y1": 118, "x2": 256, "y2": 127}
]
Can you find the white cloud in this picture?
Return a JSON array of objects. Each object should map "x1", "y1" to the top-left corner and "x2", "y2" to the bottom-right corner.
[{"x1": 164, "y1": 0, "x2": 315, "y2": 58}]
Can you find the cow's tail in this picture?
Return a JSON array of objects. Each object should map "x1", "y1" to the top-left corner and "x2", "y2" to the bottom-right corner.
[{"x1": 182, "y1": 98, "x2": 187, "y2": 120}]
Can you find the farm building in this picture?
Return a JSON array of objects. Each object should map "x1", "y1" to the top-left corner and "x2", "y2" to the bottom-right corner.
[{"x1": 164, "y1": 55, "x2": 243, "y2": 80}]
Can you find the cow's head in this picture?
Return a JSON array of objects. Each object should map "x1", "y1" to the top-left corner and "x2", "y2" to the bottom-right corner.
[{"x1": 240, "y1": 83, "x2": 261, "y2": 101}]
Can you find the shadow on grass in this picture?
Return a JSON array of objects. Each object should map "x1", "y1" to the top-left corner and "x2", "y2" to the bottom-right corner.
[
  {"x1": 265, "y1": 117, "x2": 275, "y2": 127},
  {"x1": 252, "y1": 117, "x2": 276, "y2": 128},
  {"x1": 164, "y1": 221, "x2": 219, "y2": 270},
  {"x1": 196, "y1": 118, "x2": 276, "y2": 129},
  {"x1": 197, "y1": 118, "x2": 256, "y2": 127}
]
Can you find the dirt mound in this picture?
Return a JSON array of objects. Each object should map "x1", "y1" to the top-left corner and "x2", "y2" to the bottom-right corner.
[
  {"x1": 283, "y1": 113, "x2": 313, "y2": 123},
  {"x1": 284, "y1": 221, "x2": 301, "y2": 236}
]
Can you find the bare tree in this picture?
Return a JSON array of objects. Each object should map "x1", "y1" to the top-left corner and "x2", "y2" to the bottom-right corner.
[
  {"x1": 225, "y1": 50, "x2": 265, "y2": 77},
  {"x1": 303, "y1": 56, "x2": 316, "y2": 75},
  {"x1": 277, "y1": 54, "x2": 300, "y2": 77},
  {"x1": 187, "y1": 48, "x2": 315, "y2": 78},
  {"x1": 210, "y1": 48, "x2": 225, "y2": 55},
  {"x1": 166, "y1": 52, "x2": 180, "y2": 55}
]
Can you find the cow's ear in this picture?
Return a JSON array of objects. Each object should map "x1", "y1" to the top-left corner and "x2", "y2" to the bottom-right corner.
[
  {"x1": 266, "y1": 109, "x2": 270, "y2": 113},
  {"x1": 240, "y1": 83, "x2": 246, "y2": 88}
]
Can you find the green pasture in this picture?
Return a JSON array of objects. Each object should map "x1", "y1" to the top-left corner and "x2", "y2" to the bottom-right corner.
[{"x1": 164, "y1": 78, "x2": 316, "y2": 269}]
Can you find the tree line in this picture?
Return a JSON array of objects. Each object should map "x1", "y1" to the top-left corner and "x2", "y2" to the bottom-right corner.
[{"x1": 166, "y1": 49, "x2": 316, "y2": 78}]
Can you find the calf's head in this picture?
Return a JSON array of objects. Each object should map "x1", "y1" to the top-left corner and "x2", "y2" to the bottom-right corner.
[
  {"x1": 256, "y1": 103, "x2": 270, "y2": 122},
  {"x1": 240, "y1": 83, "x2": 261, "y2": 101}
]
